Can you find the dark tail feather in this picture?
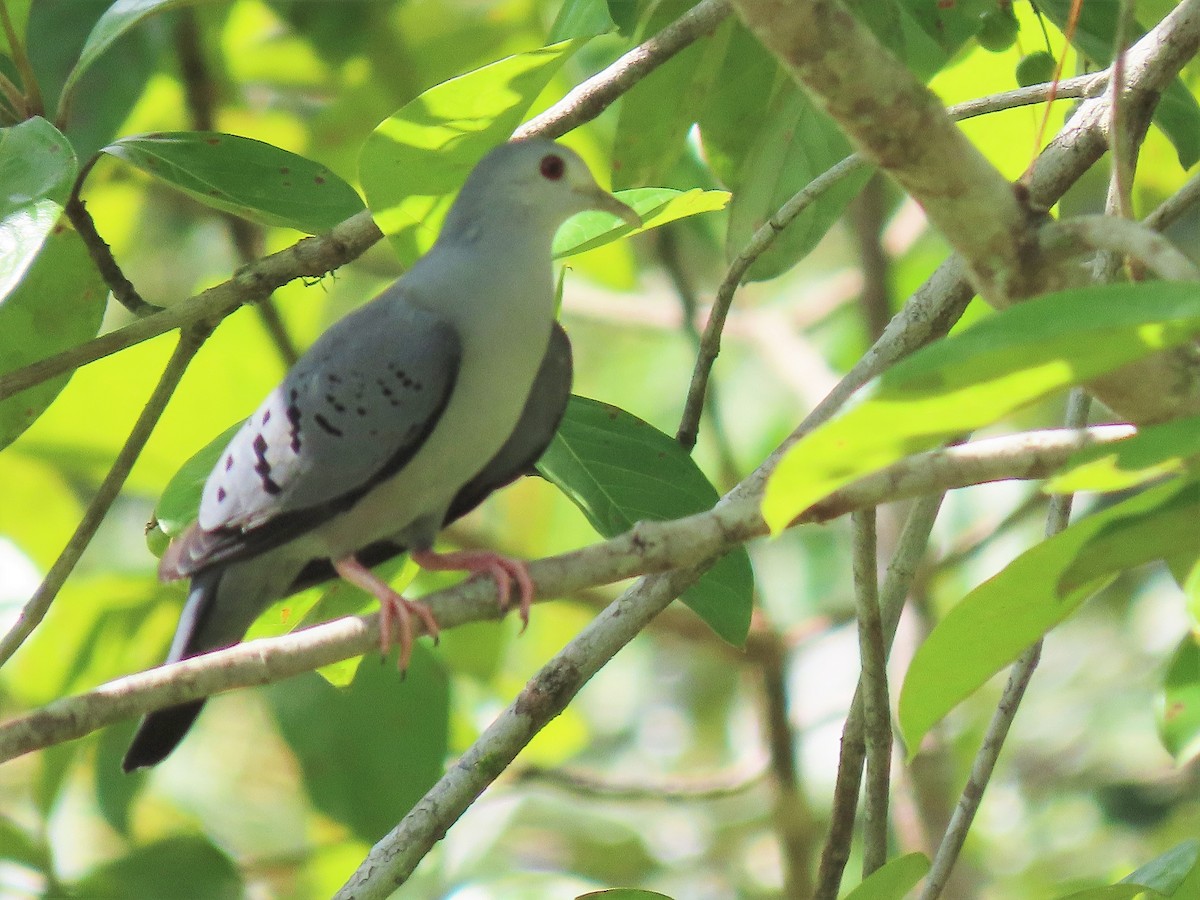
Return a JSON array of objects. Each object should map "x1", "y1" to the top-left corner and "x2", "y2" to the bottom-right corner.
[{"x1": 123, "y1": 569, "x2": 225, "y2": 772}]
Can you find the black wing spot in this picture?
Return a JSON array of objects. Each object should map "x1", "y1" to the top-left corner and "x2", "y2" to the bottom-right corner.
[
  {"x1": 314, "y1": 413, "x2": 343, "y2": 437},
  {"x1": 286, "y1": 404, "x2": 302, "y2": 453},
  {"x1": 251, "y1": 434, "x2": 281, "y2": 494},
  {"x1": 261, "y1": 409, "x2": 271, "y2": 425},
  {"x1": 224, "y1": 454, "x2": 233, "y2": 471},
  {"x1": 356, "y1": 406, "x2": 367, "y2": 416},
  {"x1": 217, "y1": 486, "x2": 227, "y2": 502},
  {"x1": 328, "y1": 373, "x2": 341, "y2": 384}
]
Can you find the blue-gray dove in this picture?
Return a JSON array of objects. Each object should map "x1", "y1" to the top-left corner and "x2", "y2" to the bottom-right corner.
[{"x1": 123, "y1": 140, "x2": 638, "y2": 771}]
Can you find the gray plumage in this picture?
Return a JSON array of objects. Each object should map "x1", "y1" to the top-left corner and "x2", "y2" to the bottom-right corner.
[{"x1": 124, "y1": 140, "x2": 636, "y2": 770}]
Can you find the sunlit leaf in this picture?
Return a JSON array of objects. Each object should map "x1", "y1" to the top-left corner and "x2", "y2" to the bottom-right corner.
[
  {"x1": 0, "y1": 116, "x2": 76, "y2": 299},
  {"x1": 549, "y1": 0, "x2": 616, "y2": 41},
  {"x1": 899, "y1": 477, "x2": 1200, "y2": 751},
  {"x1": 102, "y1": 132, "x2": 364, "y2": 233},
  {"x1": 359, "y1": 40, "x2": 585, "y2": 266},
  {"x1": 763, "y1": 283, "x2": 1200, "y2": 532},
  {"x1": 844, "y1": 852, "x2": 931, "y2": 900},
  {"x1": 1048, "y1": 416, "x2": 1200, "y2": 494},
  {"x1": 149, "y1": 421, "x2": 241, "y2": 545},
  {"x1": 553, "y1": 187, "x2": 729, "y2": 258},
  {"x1": 537, "y1": 396, "x2": 754, "y2": 645},
  {"x1": 1120, "y1": 840, "x2": 1200, "y2": 893},
  {"x1": 0, "y1": 224, "x2": 106, "y2": 451}
]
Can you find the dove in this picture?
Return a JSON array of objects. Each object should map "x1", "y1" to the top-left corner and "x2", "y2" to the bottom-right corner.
[{"x1": 123, "y1": 139, "x2": 639, "y2": 771}]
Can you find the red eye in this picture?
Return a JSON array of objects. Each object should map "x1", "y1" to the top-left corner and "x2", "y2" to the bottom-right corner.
[{"x1": 539, "y1": 154, "x2": 565, "y2": 180}]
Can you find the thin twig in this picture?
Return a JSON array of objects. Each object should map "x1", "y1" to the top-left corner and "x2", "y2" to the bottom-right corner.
[
  {"x1": 1042, "y1": 215, "x2": 1200, "y2": 283},
  {"x1": 1144, "y1": 169, "x2": 1200, "y2": 233},
  {"x1": 65, "y1": 156, "x2": 161, "y2": 316},
  {"x1": 755, "y1": 624, "x2": 817, "y2": 897},
  {"x1": 919, "y1": 391, "x2": 1091, "y2": 899},
  {"x1": 0, "y1": 326, "x2": 210, "y2": 668},
  {"x1": 0, "y1": 0, "x2": 42, "y2": 116},
  {"x1": 814, "y1": 493, "x2": 946, "y2": 899},
  {"x1": 514, "y1": 0, "x2": 732, "y2": 140},
  {"x1": 515, "y1": 759, "x2": 768, "y2": 800},
  {"x1": 852, "y1": 508, "x2": 890, "y2": 877}
]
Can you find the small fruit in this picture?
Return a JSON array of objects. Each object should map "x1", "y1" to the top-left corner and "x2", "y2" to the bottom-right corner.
[
  {"x1": 1015, "y1": 51, "x2": 1056, "y2": 87},
  {"x1": 977, "y1": 7, "x2": 1019, "y2": 53}
]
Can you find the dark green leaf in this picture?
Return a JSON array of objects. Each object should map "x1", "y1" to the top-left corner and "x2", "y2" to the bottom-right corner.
[
  {"x1": 0, "y1": 812, "x2": 47, "y2": 871},
  {"x1": 0, "y1": 223, "x2": 106, "y2": 451},
  {"x1": 612, "y1": 3, "x2": 730, "y2": 189},
  {"x1": 577, "y1": 891, "x2": 676, "y2": 900},
  {"x1": 1158, "y1": 636, "x2": 1200, "y2": 763},
  {"x1": 58, "y1": 0, "x2": 215, "y2": 119},
  {"x1": 724, "y1": 83, "x2": 870, "y2": 282},
  {"x1": 266, "y1": 643, "x2": 449, "y2": 842},
  {"x1": 359, "y1": 40, "x2": 585, "y2": 266},
  {"x1": 71, "y1": 835, "x2": 242, "y2": 900},
  {"x1": 102, "y1": 132, "x2": 364, "y2": 233},
  {"x1": 149, "y1": 421, "x2": 242, "y2": 546},
  {"x1": 899, "y1": 477, "x2": 1200, "y2": 751},
  {"x1": 550, "y1": 0, "x2": 616, "y2": 41},
  {"x1": 844, "y1": 852, "x2": 931, "y2": 899},
  {"x1": 698, "y1": 23, "x2": 783, "y2": 189},
  {"x1": 537, "y1": 396, "x2": 753, "y2": 645},
  {"x1": 94, "y1": 718, "x2": 145, "y2": 835},
  {"x1": 764, "y1": 282, "x2": 1200, "y2": 531}
]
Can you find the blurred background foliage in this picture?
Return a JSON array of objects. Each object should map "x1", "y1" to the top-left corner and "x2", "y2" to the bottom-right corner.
[{"x1": 1, "y1": 0, "x2": 1200, "y2": 897}]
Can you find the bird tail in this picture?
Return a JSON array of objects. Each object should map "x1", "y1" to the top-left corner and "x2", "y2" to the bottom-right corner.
[{"x1": 123, "y1": 567, "x2": 239, "y2": 771}]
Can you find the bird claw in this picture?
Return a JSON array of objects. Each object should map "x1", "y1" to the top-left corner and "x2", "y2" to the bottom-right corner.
[
  {"x1": 411, "y1": 548, "x2": 535, "y2": 630},
  {"x1": 334, "y1": 556, "x2": 441, "y2": 672}
]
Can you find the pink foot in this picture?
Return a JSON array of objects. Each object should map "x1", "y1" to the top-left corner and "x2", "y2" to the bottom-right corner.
[
  {"x1": 411, "y1": 548, "x2": 535, "y2": 631},
  {"x1": 334, "y1": 556, "x2": 441, "y2": 670}
]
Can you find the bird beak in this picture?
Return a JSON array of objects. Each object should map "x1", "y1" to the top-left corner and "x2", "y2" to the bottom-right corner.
[{"x1": 588, "y1": 190, "x2": 641, "y2": 229}]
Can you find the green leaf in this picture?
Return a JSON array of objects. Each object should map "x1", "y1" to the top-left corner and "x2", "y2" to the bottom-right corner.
[
  {"x1": 1035, "y1": 0, "x2": 1200, "y2": 167},
  {"x1": 101, "y1": 132, "x2": 364, "y2": 233},
  {"x1": 552, "y1": 187, "x2": 729, "y2": 258},
  {"x1": 898, "y1": 477, "x2": 1200, "y2": 751},
  {"x1": 71, "y1": 836, "x2": 242, "y2": 900},
  {"x1": 612, "y1": 2, "x2": 730, "y2": 189},
  {"x1": 844, "y1": 852, "x2": 931, "y2": 900},
  {"x1": 550, "y1": 0, "x2": 616, "y2": 41},
  {"x1": 149, "y1": 421, "x2": 242, "y2": 546},
  {"x1": 0, "y1": 116, "x2": 76, "y2": 299},
  {"x1": 1121, "y1": 840, "x2": 1200, "y2": 893},
  {"x1": 94, "y1": 718, "x2": 144, "y2": 836},
  {"x1": 266, "y1": 642, "x2": 449, "y2": 842},
  {"x1": 893, "y1": 0, "x2": 990, "y2": 79},
  {"x1": 58, "y1": 0, "x2": 216, "y2": 119},
  {"x1": 763, "y1": 282, "x2": 1200, "y2": 532},
  {"x1": 537, "y1": 396, "x2": 754, "y2": 645},
  {"x1": 1048, "y1": 416, "x2": 1200, "y2": 494},
  {"x1": 725, "y1": 83, "x2": 871, "y2": 282},
  {"x1": 577, "y1": 891, "x2": 676, "y2": 900},
  {"x1": 0, "y1": 1, "x2": 31, "y2": 58},
  {"x1": 359, "y1": 39, "x2": 585, "y2": 266},
  {"x1": 0, "y1": 223, "x2": 106, "y2": 451},
  {"x1": 1056, "y1": 887, "x2": 1157, "y2": 900},
  {"x1": 698, "y1": 23, "x2": 784, "y2": 188},
  {"x1": 0, "y1": 812, "x2": 47, "y2": 871},
  {"x1": 1158, "y1": 635, "x2": 1200, "y2": 763}
]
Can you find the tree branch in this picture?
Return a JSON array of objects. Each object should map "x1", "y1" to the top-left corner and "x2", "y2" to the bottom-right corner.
[{"x1": 0, "y1": 423, "x2": 1135, "y2": 763}]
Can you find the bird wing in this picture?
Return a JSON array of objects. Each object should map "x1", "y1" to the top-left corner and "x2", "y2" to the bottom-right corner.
[
  {"x1": 284, "y1": 321, "x2": 573, "y2": 595},
  {"x1": 164, "y1": 293, "x2": 461, "y2": 577}
]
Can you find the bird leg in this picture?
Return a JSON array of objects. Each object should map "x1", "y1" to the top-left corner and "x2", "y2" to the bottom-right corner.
[
  {"x1": 333, "y1": 556, "x2": 441, "y2": 670},
  {"x1": 410, "y1": 548, "x2": 535, "y2": 631}
]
